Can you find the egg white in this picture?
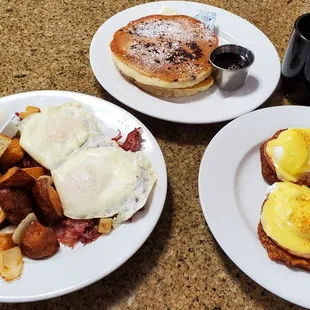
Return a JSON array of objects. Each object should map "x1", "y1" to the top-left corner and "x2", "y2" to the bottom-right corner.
[
  {"x1": 19, "y1": 102, "x2": 101, "y2": 170},
  {"x1": 51, "y1": 146, "x2": 157, "y2": 227}
]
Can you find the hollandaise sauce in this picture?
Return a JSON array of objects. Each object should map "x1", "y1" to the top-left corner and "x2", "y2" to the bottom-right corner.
[
  {"x1": 261, "y1": 182, "x2": 310, "y2": 256},
  {"x1": 266, "y1": 128, "x2": 310, "y2": 182}
]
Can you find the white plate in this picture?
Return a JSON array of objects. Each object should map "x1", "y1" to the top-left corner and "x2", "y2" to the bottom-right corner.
[
  {"x1": 90, "y1": 1, "x2": 280, "y2": 124},
  {"x1": 199, "y1": 106, "x2": 310, "y2": 309},
  {"x1": 0, "y1": 90, "x2": 167, "y2": 303}
]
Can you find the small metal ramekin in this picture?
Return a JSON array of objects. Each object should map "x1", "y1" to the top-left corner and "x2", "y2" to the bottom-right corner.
[{"x1": 210, "y1": 44, "x2": 255, "y2": 92}]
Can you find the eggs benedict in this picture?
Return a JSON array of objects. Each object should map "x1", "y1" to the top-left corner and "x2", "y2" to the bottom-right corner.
[
  {"x1": 260, "y1": 128, "x2": 310, "y2": 186},
  {"x1": 258, "y1": 182, "x2": 310, "y2": 271}
]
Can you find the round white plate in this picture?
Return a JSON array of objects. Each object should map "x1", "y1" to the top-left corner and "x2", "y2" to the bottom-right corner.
[
  {"x1": 0, "y1": 90, "x2": 167, "y2": 303},
  {"x1": 90, "y1": 1, "x2": 280, "y2": 124},
  {"x1": 199, "y1": 106, "x2": 310, "y2": 308}
]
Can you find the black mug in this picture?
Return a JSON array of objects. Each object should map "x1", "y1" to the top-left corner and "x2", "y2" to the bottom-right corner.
[{"x1": 281, "y1": 13, "x2": 310, "y2": 104}]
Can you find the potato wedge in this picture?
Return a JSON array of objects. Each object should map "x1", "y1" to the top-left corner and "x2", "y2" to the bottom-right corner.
[
  {"x1": 0, "y1": 208, "x2": 5, "y2": 226},
  {"x1": 37, "y1": 175, "x2": 53, "y2": 185},
  {"x1": 0, "y1": 167, "x2": 35, "y2": 188},
  {"x1": 0, "y1": 246, "x2": 23, "y2": 281},
  {"x1": 0, "y1": 189, "x2": 33, "y2": 225},
  {"x1": 98, "y1": 218, "x2": 113, "y2": 234},
  {"x1": 0, "y1": 138, "x2": 24, "y2": 169},
  {"x1": 0, "y1": 234, "x2": 15, "y2": 251},
  {"x1": 22, "y1": 167, "x2": 44, "y2": 180},
  {"x1": 26, "y1": 106, "x2": 40, "y2": 113},
  {"x1": 32, "y1": 178, "x2": 63, "y2": 225},
  {"x1": 0, "y1": 135, "x2": 12, "y2": 158},
  {"x1": 18, "y1": 106, "x2": 40, "y2": 120},
  {"x1": 12, "y1": 213, "x2": 37, "y2": 245},
  {"x1": 20, "y1": 221, "x2": 59, "y2": 259}
]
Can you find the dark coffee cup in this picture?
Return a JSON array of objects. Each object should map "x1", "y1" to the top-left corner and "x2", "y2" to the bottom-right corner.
[{"x1": 281, "y1": 13, "x2": 310, "y2": 104}]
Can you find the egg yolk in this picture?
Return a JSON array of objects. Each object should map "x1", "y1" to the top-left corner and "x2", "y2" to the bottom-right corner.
[
  {"x1": 261, "y1": 182, "x2": 310, "y2": 255},
  {"x1": 266, "y1": 129, "x2": 310, "y2": 182}
]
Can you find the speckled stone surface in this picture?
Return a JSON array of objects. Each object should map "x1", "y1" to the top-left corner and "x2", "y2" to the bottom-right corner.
[{"x1": 0, "y1": 0, "x2": 310, "y2": 309}]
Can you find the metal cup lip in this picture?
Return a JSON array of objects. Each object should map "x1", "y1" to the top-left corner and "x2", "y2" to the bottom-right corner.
[
  {"x1": 295, "y1": 13, "x2": 310, "y2": 42},
  {"x1": 209, "y1": 44, "x2": 255, "y2": 72}
]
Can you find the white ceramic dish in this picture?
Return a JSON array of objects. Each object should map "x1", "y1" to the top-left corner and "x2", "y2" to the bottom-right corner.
[
  {"x1": 199, "y1": 106, "x2": 310, "y2": 309},
  {"x1": 0, "y1": 90, "x2": 167, "y2": 303},
  {"x1": 90, "y1": 1, "x2": 280, "y2": 124}
]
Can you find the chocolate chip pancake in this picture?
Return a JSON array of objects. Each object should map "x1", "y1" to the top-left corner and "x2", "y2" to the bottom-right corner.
[{"x1": 110, "y1": 14, "x2": 218, "y2": 89}]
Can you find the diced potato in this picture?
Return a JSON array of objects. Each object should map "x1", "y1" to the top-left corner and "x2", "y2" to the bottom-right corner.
[
  {"x1": 0, "y1": 208, "x2": 5, "y2": 225},
  {"x1": 32, "y1": 178, "x2": 63, "y2": 225},
  {"x1": 0, "y1": 234, "x2": 15, "y2": 251},
  {"x1": 0, "y1": 167, "x2": 35, "y2": 188},
  {"x1": 37, "y1": 175, "x2": 53, "y2": 186},
  {"x1": 18, "y1": 106, "x2": 40, "y2": 120},
  {"x1": 0, "y1": 138, "x2": 24, "y2": 169},
  {"x1": 22, "y1": 167, "x2": 44, "y2": 180},
  {"x1": 26, "y1": 106, "x2": 40, "y2": 114},
  {"x1": 98, "y1": 218, "x2": 112, "y2": 234},
  {"x1": 0, "y1": 135, "x2": 12, "y2": 158}
]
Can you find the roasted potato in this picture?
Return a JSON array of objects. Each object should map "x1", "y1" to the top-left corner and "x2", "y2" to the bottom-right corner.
[
  {"x1": 0, "y1": 233, "x2": 15, "y2": 251},
  {"x1": 18, "y1": 106, "x2": 40, "y2": 120},
  {"x1": 0, "y1": 189, "x2": 33, "y2": 225},
  {"x1": 20, "y1": 221, "x2": 59, "y2": 259},
  {"x1": 0, "y1": 138, "x2": 24, "y2": 170},
  {"x1": 0, "y1": 135, "x2": 12, "y2": 158},
  {"x1": 0, "y1": 207, "x2": 5, "y2": 226},
  {"x1": 0, "y1": 167, "x2": 35, "y2": 188},
  {"x1": 32, "y1": 178, "x2": 63, "y2": 225},
  {"x1": 22, "y1": 167, "x2": 44, "y2": 180}
]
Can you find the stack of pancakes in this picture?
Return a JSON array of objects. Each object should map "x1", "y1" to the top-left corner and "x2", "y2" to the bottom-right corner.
[{"x1": 110, "y1": 15, "x2": 218, "y2": 98}]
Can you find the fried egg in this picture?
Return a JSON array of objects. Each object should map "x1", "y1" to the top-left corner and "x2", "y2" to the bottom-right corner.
[
  {"x1": 261, "y1": 182, "x2": 310, "y2": 258},
  {"x1": 19, "y1": 102, "x2": 101, "y2": 170},
  {"x1": 51, "y1": 146, "x2": 156, "y2": 227},
  {"x1": 266, "y1": 128, "x2": 310, "y2": 182}
]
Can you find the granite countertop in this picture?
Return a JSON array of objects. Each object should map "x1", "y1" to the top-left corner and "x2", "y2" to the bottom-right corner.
[{"x1": 0, "y1": 0, "x2": 310, "y2": 309}]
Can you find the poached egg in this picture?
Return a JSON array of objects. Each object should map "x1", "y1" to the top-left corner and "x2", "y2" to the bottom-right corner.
[
  {"x1": 266, "y1": 128, "x2": 310, "y2": 182},
  {"x1": 261, "y1": 182, "x2": 310, "y2": 258}
]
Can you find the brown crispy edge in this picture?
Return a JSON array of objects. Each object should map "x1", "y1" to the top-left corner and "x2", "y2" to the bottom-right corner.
[
  {"x1": 258, "y1": 199, "x2": 310, "y2": 271},
  {"x1": 260, "y1": 129, "x2": 286, "y2": 185}
]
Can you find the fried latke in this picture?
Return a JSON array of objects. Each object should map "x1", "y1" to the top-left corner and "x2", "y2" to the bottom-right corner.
[{"x1": 258, "y1": 222, "x2": 310, "y2": 271}]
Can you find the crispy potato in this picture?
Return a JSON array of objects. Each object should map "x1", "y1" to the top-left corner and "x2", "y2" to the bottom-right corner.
[
  {"x1": 0, "y1": 167, "x2": 35, "y2": 188},
  {"x1": 0, "y1": 138, "x2": 24, "y2": 169},
  {"x1": 20, "y1": 221, "x2": 59, "y2": 259},
  {"x1": 0, "y1": 189, "x2": 33, "y2": 225},
  {"x1": 22, "y1": 167, "x2": 44, "y2": 180},
  {"x1": 32, "y1": 178, "x2": 63, "y2": 225},
  {"x1": 37, "y1": 175, "x2": 53, "y2": 185},
  {"x1": 0, "y1": 233, "x2": 15, "y2": 251},
  {"x1": 0, "y1": 135, "x2": 12, "y2": 158},
  {"x1": 0, "y1": 207, "x2": 5, "y2": 226},
  {"x1": 0, "y1": 246, "x2": 23, "y2": 281},
  {"x1": 18, "y1": 106, "x2": 40, "y2": 120},
  {"x1": 98, "y1": 218, "x2": 113, "y2": 234},
  {"x1": 12, "y1": 213, "x2": 37, "y2": 245}
]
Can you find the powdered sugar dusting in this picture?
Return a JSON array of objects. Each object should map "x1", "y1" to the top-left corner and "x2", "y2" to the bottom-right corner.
[
  {"x1": 119, "y1": 16, "x2": 218, "y2": 78},
  {"x1": 132, "y1": 19, "x2": 214, "y2": 42}
]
